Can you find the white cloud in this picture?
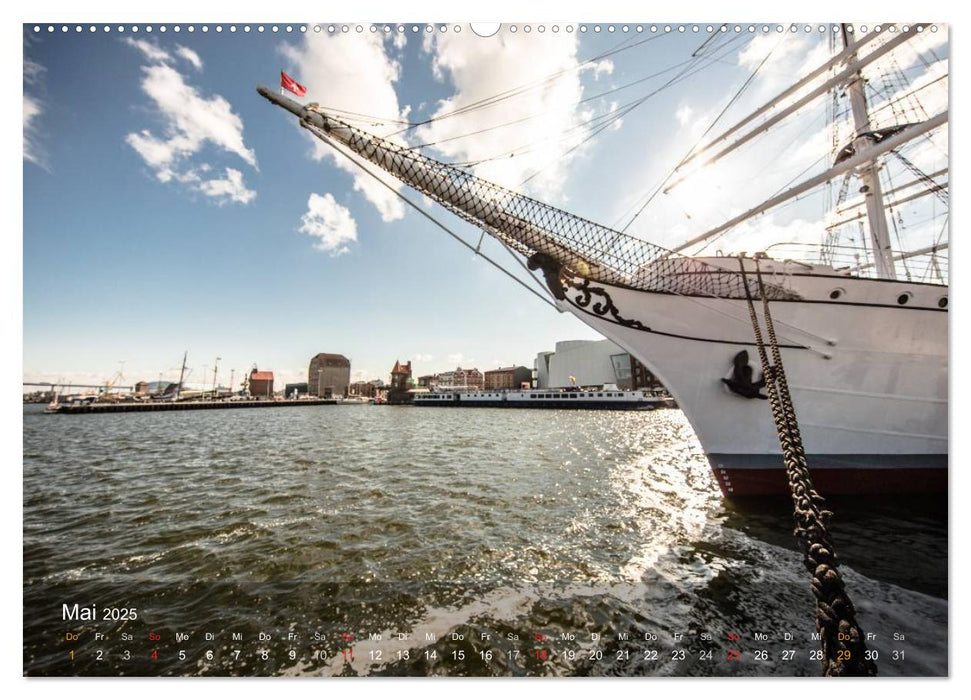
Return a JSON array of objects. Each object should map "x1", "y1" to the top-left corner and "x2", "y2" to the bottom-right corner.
[
  {"x1": 198, "y1": 168, "x2": 256, "y2": 204},
  {"x1": 676, "y1": 104, "x2": 694, "y2": 127},
  {"x1": 447, "y1": 352, "x2": 475, "y2": 365},
  {"x1": 23, "y1": 94, "x2": 43, "y2": 165},
  {"x1": 413, "y1": 353, "x2": 434, "y2": 362},
  {"x1": 123, "y1": 37, "x2": 171, "y2": 63},
  {"x1": 299, "y1": 193, "x2": 358, "y2": 255},
  {"x1": 132, "y1": 64, "x2": 256, "y2": 168},
  {"x1": 123, "y1": 38, "x2": 204, "y2": 71},
  {"x1": 176, "y1": 45, "x2": 203, "y2": 70},
  {"x1": 125, "y1": 42, "x2": 257, "y2": 204},
  {"x1": 23, "y1": 59, "x2": 46, "y2": 167},
  {"x1": 415, "y1": 31, "x2": 595, "y2": 200},
  {"x1": 587, "y1": 59, "x2": 614, "y2": 78},
  {"x1": 280, "y1": 33, "x2": 408, "y2": 222}
]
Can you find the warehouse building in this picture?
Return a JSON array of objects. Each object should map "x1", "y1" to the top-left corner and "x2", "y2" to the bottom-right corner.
[{"x1": 308, "y1": 353, "x2": 351, "y2": 398}]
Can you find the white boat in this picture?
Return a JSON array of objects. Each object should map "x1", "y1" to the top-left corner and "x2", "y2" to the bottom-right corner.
[
  {"x1": 414, "y1": 388, "x2": 673, "y2": 410},
  {"x1": 259, "y1": 23, "x2": 947, "y2": 496}
]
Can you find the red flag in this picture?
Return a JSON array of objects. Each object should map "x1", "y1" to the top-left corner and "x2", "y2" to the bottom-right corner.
[{"x1": 280, "y1": 70, "x2": 307, "y2": 97}]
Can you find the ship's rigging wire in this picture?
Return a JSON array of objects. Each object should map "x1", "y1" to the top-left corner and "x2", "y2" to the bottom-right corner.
[
  {"x1": 692, "y1": 115, "x2": 832, "y2": 256},
  {"x1": 304, "y1": 33, "x2": 666, "y2": 133},
  {"x1": 925, "y1": 214, "x2": 949, "y2": 283},
  {"x1": 444, "y1": 34, "x2": 753, "y2": 172},
  {"x1": 616, "y1": 32, "x2": 786, "y2": 234},
  {"x1": 404, "y1": 50, "x2": 729, "y2": 154},
  {"x1": 890, "y1": 149, "x2": 948, "y2": 205},
  {"x1": 348, "y1": 30, "x2": 757, "y2": 202},
  {"x1": 301, "y1": 122, "x2": 558, "y2": 309},
  {"x1": 882, "y1": 165, "x2": 913, "y2": 280},
  {"x1": 864, "y1": 72, "x2": 947, "y2": 126},
  {"x1": 382, "y1": 32, "x2": 671, "y2": 139},
  {"x1": 515, "y1": 33, "x2": 755, "y2": 190}
]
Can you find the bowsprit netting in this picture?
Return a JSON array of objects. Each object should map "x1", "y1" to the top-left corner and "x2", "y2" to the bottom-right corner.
[{"x1": 302, "y1": 110, "x2": 801, "y2": 302}]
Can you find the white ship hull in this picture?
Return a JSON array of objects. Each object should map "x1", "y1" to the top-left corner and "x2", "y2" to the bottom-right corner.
[{"x1": 554, "y1": 257, "x2": 948, "y2": 496}]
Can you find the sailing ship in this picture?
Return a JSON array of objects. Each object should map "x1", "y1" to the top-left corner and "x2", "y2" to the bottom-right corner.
[{"x1": 259, "y1": 23, "x2": 947, "y2": 496}]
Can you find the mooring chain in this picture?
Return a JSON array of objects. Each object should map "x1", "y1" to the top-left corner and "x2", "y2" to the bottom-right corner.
[{"x1": 738, "y1": 257, "x2": 877, "y2": 677}]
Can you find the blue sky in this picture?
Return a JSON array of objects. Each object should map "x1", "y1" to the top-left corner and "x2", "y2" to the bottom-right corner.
[{"x1": 22, "y1": 22, "x2": 948, "y2": 391}]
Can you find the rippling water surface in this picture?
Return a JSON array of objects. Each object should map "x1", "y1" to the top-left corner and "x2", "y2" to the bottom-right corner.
[{"x1": 23, "y1": 404, "x2": 947, "y2": 676}]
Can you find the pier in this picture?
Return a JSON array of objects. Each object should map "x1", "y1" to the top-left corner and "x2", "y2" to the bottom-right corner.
[{"x1": 47, "y1": 398, "x2": 340, "y2": 415}]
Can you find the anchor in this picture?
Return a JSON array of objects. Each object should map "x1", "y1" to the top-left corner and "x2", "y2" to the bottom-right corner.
[{"x1": 722, "y1": 350, "x2": 768, "y2": 400}]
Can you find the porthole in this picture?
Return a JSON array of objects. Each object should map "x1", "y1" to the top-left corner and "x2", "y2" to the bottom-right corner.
[
  {"x1": 897, "y1": 292, "x2": 912, "y2": 305},
  {"x1": 829, "y1": 288, "x2": 844, "y2": 300},
  {"x1": 938, "y1": 296, "x2": 948, "y2": 308}
]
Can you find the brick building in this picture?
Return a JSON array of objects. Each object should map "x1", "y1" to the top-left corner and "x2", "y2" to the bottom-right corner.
[
  {"x1": 349, "y1": 381, "x2": 380, "y2": 398},
  {"x1": 308, "y1": 353, "x2": 351, "y2": 398},
  {"x1": 388, "y1": 359, "x2": 413, "y2": 405},
  {"x1": 249, "y1": 369, "x2": 274, "y2": 397},
  {"x1": 483, "y1": 366, "x2": 532, "y2": 390}
]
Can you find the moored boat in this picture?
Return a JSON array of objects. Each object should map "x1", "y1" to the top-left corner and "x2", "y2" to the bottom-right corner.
[{"x1": 414, "y1": 387, "x2": 674, "y2": 410}]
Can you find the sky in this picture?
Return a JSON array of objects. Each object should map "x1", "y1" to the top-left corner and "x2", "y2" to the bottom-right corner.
[{"x1": 22, "y1": 20, "x2": 949, "y2": 392}]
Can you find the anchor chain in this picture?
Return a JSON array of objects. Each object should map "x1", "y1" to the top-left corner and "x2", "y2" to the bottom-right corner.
[{"x1": 738, "y1": 258, "x2": 877, "y2": 677}]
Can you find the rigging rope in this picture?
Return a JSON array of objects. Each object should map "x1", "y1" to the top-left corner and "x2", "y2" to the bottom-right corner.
[
  {"x1": 619, "y1": 32, "x2": 780, "y2": 233},
  {"x1": 738, "y1": 257, "x2": 877, "y2": 677},
  {"x1": 387, "y1": 32, "x2": 669, "y2": 139},
  {"x1": 303, "y1": 122, "x2": 558, "y2": 309},
  {"x1": 463, "y1": 34, "x2": 753, "y2": 178},
  {"x1": 404, "y1": 54, "x2": 703, "y2": 154}
]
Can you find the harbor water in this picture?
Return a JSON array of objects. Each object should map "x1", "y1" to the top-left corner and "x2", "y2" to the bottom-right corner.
[{"x1": 22, "y1": 403, "x2": 947, "y2": 676}]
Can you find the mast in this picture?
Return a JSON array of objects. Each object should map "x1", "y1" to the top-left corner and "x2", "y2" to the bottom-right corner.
[
  {"x1": 664, "y1": 29, "x2": 914, "y2": 192},
  {"x1": 176, "y1": 351, "x2": 187, "y2": 402},
  {"x1": 842, "y1": 23, "x2": 896, "y2": 280}
]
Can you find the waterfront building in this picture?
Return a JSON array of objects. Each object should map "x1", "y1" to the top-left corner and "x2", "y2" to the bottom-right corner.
[
  {"x1": 134, "y1": 381, "x2": 150, "y2": 396},
  {"x1": 436, "y1": 367, "x2": 483, "y2": 391},
  {"x1": 308, "y1": 353, "x2": 351, "y2": 398},
  {"x1": 534, "y1": 340, "x2": 662, "y2": 390},
  {"x1": 483, "y1": 366, "x2": 532, "y2": 390},
  {"x1": 349, "y1": 381, "x2": 379, "y2": 398},
  {"x1": 390, "y1": 360, "x2": 412, "y2": 389},
  {"x1": 249, "y1": 369, "x2": 275, "y2": 397},
  {"x1": 388, "y1": 359, "x2": 413, "y2": 405}
]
